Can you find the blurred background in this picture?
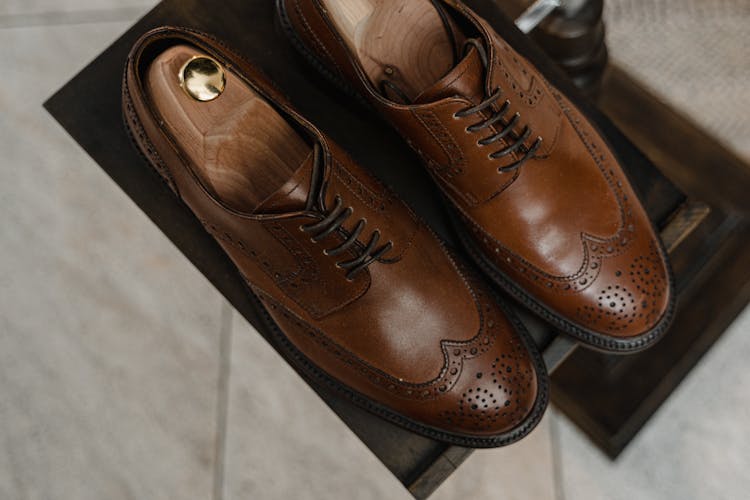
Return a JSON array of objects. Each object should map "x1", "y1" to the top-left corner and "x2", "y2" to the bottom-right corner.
[{"x1": 1, "y1": 0, "x2": 748, "y2": 499}]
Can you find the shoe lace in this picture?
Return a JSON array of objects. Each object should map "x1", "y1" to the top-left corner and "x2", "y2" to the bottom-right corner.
[
  {"x1": 456, "y1": 39, "x2": 543, "y2": 174},
  {"x1": 300, "y1": 148, "x2": 394, "y2": 280},
  {"x1": 378, "y1": 39, "x2": 543, "y2": 174}
]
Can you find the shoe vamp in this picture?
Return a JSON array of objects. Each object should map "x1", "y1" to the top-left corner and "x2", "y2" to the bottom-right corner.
[
  {"x1": 316, "y1": 226, "x2": 481, "y2": 383},
  {"x1": 473, "y1": 115, "x2": 622, "y2": 278}
]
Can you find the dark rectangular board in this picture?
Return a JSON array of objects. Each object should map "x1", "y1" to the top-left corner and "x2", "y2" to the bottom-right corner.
[{"x1": 44, "y1": 0, "x2": 698, "y2": 497}]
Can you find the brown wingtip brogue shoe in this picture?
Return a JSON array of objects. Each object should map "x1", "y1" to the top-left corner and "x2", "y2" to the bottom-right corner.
[
  {"x1": 277, "y1": 0, "x2": 675, "y2": 352},
  {"x1": 123, "y1": 26, "x2": 548, "y2": 446}
]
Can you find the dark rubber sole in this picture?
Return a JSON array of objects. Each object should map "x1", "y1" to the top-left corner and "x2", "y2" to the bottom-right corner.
[
  {"x1": 276, "y1": 0, "x2": 676, "y2": 354},
  {"x1": 121, "y1": 50, "x2": 548, "y2": 447}
]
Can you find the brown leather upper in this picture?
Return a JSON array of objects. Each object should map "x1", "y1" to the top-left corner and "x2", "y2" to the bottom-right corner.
[
  {"x1": 282, "y1": 0, "x2": 673, "y2": 343},
  {"x1": 123, "y1": 27, "x2": 546, "y2": 440}
]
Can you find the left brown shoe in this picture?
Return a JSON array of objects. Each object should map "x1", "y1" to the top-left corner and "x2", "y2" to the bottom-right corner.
[
  {"x1": 123, "y1": 26, "x2": 549, "y2": 447},
  {"x1": 277, "y1": 0, "x2": 675, "y2": 352}
]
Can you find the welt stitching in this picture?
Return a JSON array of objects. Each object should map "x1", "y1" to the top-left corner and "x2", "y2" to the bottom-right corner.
[
  {"x1": 293, "y1": 0, "x2": 346, "y2": 77},
  {"x1": 412, "y1": 108, "x2": 465, "y2": 176},
  {"x1": 265, "y1": 222, "x2": 316, "y2": 284},
  {"x1": 411, "y1": 104, "x2": 520, "y2": 203},
  {"x1": 262, "y1": 221, "x2": 327, "y2": 318},
  {"x1": 494, "y1": 41, "x2": 541, "y2": 106},
  {"x1": 122, "y1": 76, "x2": 178, "y2": 193},
  {"x1": 332, "y1": 159, "x2": 389, "y2": 212}
]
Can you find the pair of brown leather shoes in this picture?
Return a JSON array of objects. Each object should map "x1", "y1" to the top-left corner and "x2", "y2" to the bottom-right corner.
[{"x1": 123, "y1": 0, "x2": 673, "y2": 447}]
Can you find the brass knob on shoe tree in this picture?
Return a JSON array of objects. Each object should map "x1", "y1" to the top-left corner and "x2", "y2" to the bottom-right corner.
[{"x1": 179, "y1": 56, "x2": 226, "y2": 102}]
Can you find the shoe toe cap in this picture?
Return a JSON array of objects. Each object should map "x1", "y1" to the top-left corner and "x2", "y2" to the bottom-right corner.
[
  {"x1": 574, "y1": 238, "x2": 674, "y2": 345},
  {"x1": 432, "y1": 323, "x2": 546, "y2": 440}
]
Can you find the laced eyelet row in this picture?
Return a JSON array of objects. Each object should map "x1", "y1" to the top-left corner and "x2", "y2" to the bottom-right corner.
[
  {"x1": 377, "y1": 37, "x2": 545, "y2": 175},
  {"x1": 455, "y1": 87, "x2": 543, "y2": 174},
  {"x1": 300, "y1": 195, "x2": 393, "y2": 280},
  {"x1": 455, "y1": 39, "x2": 544, "y2": 174}
]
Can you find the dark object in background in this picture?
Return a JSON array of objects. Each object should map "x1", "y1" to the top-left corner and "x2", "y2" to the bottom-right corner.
[{"x1": 533, "y1": 0, "x2": 608, "y2": 95}]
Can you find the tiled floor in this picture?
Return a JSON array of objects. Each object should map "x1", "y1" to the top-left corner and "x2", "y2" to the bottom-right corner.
[{"x1": 0, "y1": 1, "x2": 748, "y2": 499}]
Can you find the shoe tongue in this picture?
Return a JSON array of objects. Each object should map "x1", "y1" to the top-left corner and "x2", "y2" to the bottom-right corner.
[
  {"x1": 415, "y1": 45, "x2": 486, "y2": 105},
  {"x1": 254, "y1": 149, "x2": 315, "y2": 214}
]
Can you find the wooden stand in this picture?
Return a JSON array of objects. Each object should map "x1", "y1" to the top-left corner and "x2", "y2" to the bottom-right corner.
[
  {"x1": 496, "y1": 0, "x2": 750, "y2": 458},
  {"x1": 552, "y1": 65, "x2": 750, "y2": 457},
  {"x1": 44, "y1": 0, "x2": 750, "y2": 497}
]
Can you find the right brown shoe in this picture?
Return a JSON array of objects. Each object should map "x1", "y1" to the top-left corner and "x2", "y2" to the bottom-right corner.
[
  {"x1": 277, "y1": 0, "x2": 675, "y2": 353},
  {"x1": 123, "y1": 27, "x2": 548, "y2": 447}
]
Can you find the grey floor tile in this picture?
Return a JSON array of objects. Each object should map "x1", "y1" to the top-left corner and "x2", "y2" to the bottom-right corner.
[
  {"x1": 432, "y1": 414, "x2": 557, "y2": 500},
  {"x1": 606, "y1": 0, "x2": 750, "y2": 158},
  {"x1": 0, "y1": 1, "x2": 154, "y2": 18},
  {"x1": 554, "y1": 305, "x2": 750, "y2": 500},
  {"x1": 2, "y1": 2, "x2": 749, "y2": 500},
  {"x1": 223, "y1": 312, "x2": 409, "y2": 500},
  {"x1": 0, "y1": 22, "x2": 225, "y2": 500}
]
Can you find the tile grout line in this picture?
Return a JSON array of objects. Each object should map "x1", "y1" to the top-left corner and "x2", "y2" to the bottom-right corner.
[
  {"x1": 0, "y1": 6, "x2": 152, "y2": 29},
  {"x1": 549, "y1": 411, "x2": 567, "y2": 500},
  {"x1": 212, "y1": 302, "x2": 235, "y2": 500}
]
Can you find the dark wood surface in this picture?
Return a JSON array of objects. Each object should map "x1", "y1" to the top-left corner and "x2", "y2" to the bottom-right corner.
[
  {"x1": 494, "y1": 0, "x2": 750, "y2": 460},
  {"x1": 550, "y1": 66, "x2": 750, "y2": 457},
  {"x1": 490, "y1": 0, "x2": 750, "y2": 460},
  {"x1": 42, "y1": 0, "x2": 750, "y2": 497},
  {"x1": 44, "y1": 1, "x2": 568, "y2": 498}
]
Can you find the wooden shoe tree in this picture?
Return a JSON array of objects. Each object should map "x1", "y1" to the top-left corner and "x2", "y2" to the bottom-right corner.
[
  {"x1": 144, "y1": 44, "x2": 311, "y2": 213},
  {"x1": 322, "y1": 0, "x2": 459, "y2": 101}
]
